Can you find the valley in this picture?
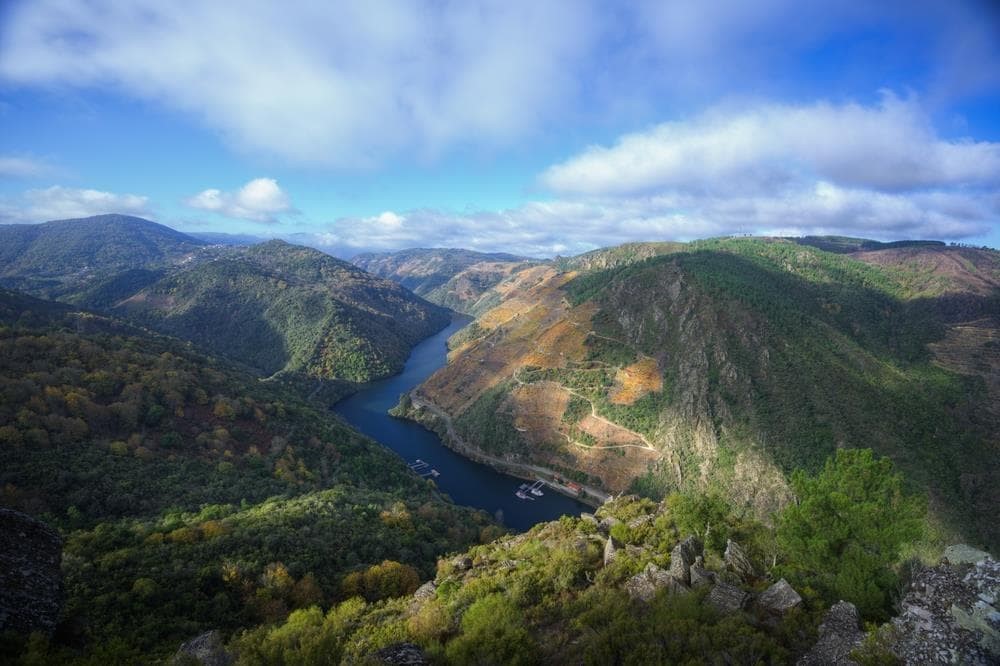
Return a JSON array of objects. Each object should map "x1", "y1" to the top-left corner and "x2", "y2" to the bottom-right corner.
[{"x1": 2, "y1": 216, "x2": 997, "y2": 664}]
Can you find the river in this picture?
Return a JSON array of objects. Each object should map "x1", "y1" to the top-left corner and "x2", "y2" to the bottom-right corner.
[{"x1": 333, "y1": 315, "x2": 589, "y2": 531}]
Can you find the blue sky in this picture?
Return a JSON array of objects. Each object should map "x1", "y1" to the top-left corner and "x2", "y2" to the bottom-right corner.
[{"x1": 1, "y1": 0, "x2": 998, "y2": 257}]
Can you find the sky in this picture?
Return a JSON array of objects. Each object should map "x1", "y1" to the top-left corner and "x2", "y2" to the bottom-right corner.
[{"x1": 1, "y1": 0, "x2": 998, "y2": 258}]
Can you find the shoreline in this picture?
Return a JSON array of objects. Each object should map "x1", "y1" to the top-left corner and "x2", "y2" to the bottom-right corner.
[{"x1": 392, "y1": 391, "x2": 610, "y2": 509}]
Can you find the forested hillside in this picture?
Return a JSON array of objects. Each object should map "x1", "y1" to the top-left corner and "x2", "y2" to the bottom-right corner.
[
  {"x1": 0, "y1": 216, "x2": 452, "y2": 383},
  {"x1": 0, "y1": 289, "x2": 496, "y2": 661},
  {"x1": 404, "y1": 237, "x2": 1000, "y2": 550},
  {"x1": 115, "y1": 240, "x2": 451, "y2": 381},
  {"x1": 0, "y1": 214, "x2": 204, "y2": 302}
]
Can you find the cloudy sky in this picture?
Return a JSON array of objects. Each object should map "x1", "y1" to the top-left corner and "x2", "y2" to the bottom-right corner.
[{"x1": 1, "y1": 0, "x2": 998, "y2": 256}]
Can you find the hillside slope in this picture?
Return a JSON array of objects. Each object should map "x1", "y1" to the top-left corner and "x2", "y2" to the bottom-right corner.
[
  {"x1": 114, "y1": 240, "x2": 451, "y2": 381},
  {"x1": 352, "y1": 248, "x2": 535, "y2": 314},
  {"x1": 401, "y1": 238, "x2": 1000, "y2": 549},
  {"x1": 0, "y1": 289, "x2": 495, "y2": 659},
  {"x1": 0, "y1": 214, "x2": 205, "y2": 301}
]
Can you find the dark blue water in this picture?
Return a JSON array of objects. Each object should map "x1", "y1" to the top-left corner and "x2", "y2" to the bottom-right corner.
[{"x1": 334, "y1": 316, "x2": 589, "y2": 531}]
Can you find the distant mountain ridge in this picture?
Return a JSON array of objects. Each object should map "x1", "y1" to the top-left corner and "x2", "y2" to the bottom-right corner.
[
  {"x1": 116, "y1": 240, "x2": 450, "y2": 381},
  {"x1": 0, "y1": 215, "x2": 450, "y2": 383},
  {"x1": 0, "y1": 214, "x2": 204, "y2": 300},
  {"x1": 351, "y1": 247, "x2": 535, "y2": 314}
]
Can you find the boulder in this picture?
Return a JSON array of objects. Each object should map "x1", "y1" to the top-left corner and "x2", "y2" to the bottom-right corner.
[
  {"x1": 668, "y1": 536, "x2": 703, "y2": 585},
  {"x1": 603, "y1": 537, "x2": 618, "y2": 567},
  {"x1": 625, "y1": 563, "x2": 689, "y2": 602},
  {"x1": 706, "y1": 582, "x2": 748, "y2": 614},
  {"x1": 0, "y1": 508, "x2": 63, "y2": 635},
  {"x1": 374, "y1": 642, "x2": 429, "y2": 665},
  {"x1": 172, "y1": 631, "x2": 232, "y2": 666},
  {"x1": 797, "y1": 601, "x2": 864, "y2": 666},
  {"x1": 756, "y1": 578, "x2": 803, "y2": 615},
  {"x1": 723, "y1": 539, "x2": 758, "y2": 581}
]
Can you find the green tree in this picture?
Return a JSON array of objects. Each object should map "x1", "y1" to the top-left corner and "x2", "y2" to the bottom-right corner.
[{"x1": 777, "y1": 448, "x2": 924, "y2": 619}]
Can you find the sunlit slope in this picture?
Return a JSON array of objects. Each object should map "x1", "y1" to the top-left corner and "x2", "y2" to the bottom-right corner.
[{"x1": 411, "y1": 238, "x2": 1000, "y2": 548}]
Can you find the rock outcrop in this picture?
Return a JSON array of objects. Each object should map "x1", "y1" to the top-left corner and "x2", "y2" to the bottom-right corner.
[
  {"x1": 886, "y1": 546, "x2": 999, "y2": 664},
  {"x1": 798, "y1": 601, "x2": 864, "y2": 665},
  {"x1": 723, "y1": 539, "x2": 758, "y2": 581},
  {"x1": 668, "y1": 536, "x2": 703, "y2": 585},
  {"x1": 756, "y1": 578, "x2": 803, "y2": 616},
  {"x1": 0, "y1": 508, "x2": 63, "y2": 635},
  {"x1": 374, "y1": 642, "x2": 430, "y2": 665},
  {"x1": 625, "y1": 563, "x2": 689, "y2": 602},
  {"x1": 706, "y1": 581, "x2": 749, "y2": 614},
  {"x1": 603, "y1": 537, "x2": 618, "y2": 567},
  {"x1": 171, "y1": 630, "x2": 232, "y2": 666}
]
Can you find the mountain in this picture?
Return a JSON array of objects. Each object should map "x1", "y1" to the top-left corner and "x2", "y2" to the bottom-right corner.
[
  {"x1": 0, "y1": 289, "x2": 496, "y2": 659},
  {"x1": 396, "y1": 237, "x2": 1000, "y2": 550},
  {"x1": 188, "y1": 231, "x2": 266, "y2": 246},
  {"x1": 0, "y1": 216, "x2": 454, "y2": 383},
  {"x1": 352, "y1": 248, "x2": 535, "y2": 314},
  {"x1": 114, "y1": 240, "x2": 451, "y2": 381},
  {"x1": 0, "y1": 214, "x2": 205, "y2": 301}
]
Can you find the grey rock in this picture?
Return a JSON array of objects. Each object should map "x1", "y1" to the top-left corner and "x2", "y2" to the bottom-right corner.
[
  {"x1": 374, "y1": 642, "x2": 429, "y2": 665},
  {"x1": 798, "y1": 601, "x2": 864, "y2": 665},
  {"x1": 580, "y1": 512, "x2": 598, "y2": 525},
  {"x1": 628, "y1": 514, "x2": 655, "y2": 529},
  {"x1": 450, "y1": 555, "x2": 473, "y2": 571},
  {"x1": 757, "y1": 578, "x2": 803, "y2": 615},
  {"x1": 625, "y1": 563, "x2": 689, "y2": 602},
  {"x1": 724, "y1": 539, "x2": 758, "y2": 581},
  {"x1": 668, "y1": 536, "x2": 703, "y2": 585},
  {"x1": 943, "y1": 544, "x2": 992, "y2": 565},
  {"x1": 172, "y1": 631, "x2": 232, "y2": 666},
  {"x1": 706, "y1": 582, "x2": 748, "y2": 614},
  {"x1": 0, "y1": 509, "x2": 63, "y2": 635},
  {"x1": 412, "y1": 581, "x2": 437, "y2": 601},
  {"x1": 887, "y1": 551, "x2": 1000, "y2": 665},
  {"x1": 603, "y1": 537, "x2": 618, "y2": 567},
  {"x1": 689, "y1": 563, "x2": 716, "y2": 588}
]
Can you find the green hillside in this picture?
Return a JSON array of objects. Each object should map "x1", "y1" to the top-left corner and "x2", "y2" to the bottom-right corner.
[
  {"x1": 413, "y1": 237, "x2": 1000, "y2": 550},
  {"x1": 0, "y1": 290, "x2": 495, "y2": 659},
  {"x1": 0, "y1": 214, "x2": 204, "y2": 301},
  {"x1": 114, "y1": 240, "x2": 450, "y2": 381}
]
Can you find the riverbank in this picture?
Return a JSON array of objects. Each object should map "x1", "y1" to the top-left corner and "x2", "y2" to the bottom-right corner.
[{"x1": 392, "y1": 391, "x2": 610, "y2": 508}]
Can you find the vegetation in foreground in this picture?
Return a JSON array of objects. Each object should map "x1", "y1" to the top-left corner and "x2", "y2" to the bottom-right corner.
[{"x1": 0, "y1": 289, "x2": 497, "y2": 661}]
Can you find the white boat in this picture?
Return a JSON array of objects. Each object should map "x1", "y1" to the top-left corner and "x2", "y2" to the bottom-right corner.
[{"x1": 529, "y1": 480, "x2": 545, "y2": 496}]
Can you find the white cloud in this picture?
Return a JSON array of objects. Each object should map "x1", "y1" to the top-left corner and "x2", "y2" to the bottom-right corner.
[
  {"x1": 541, "y1": 94, "x2": 1000, "y2": 195},
  {"x1": 0, "y1": 185, "x2": 150, "y2": 223},
  {"x1": 0, "y1": 0, "x2": 596, "y2": 166},
  {"x1": 0, "y1": 155, "x2": 55, "y2": 178},
  {"x1": 185, "y1": 178, "x2": 295, "y2": 223},
  {"x1": 312, "y1": 181, "x2": 996, "y2": 258}
]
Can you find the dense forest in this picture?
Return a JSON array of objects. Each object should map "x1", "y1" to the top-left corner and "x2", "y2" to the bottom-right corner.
[{"x1": 0, "y1": 289, "x2": 497, "y2": 661}]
